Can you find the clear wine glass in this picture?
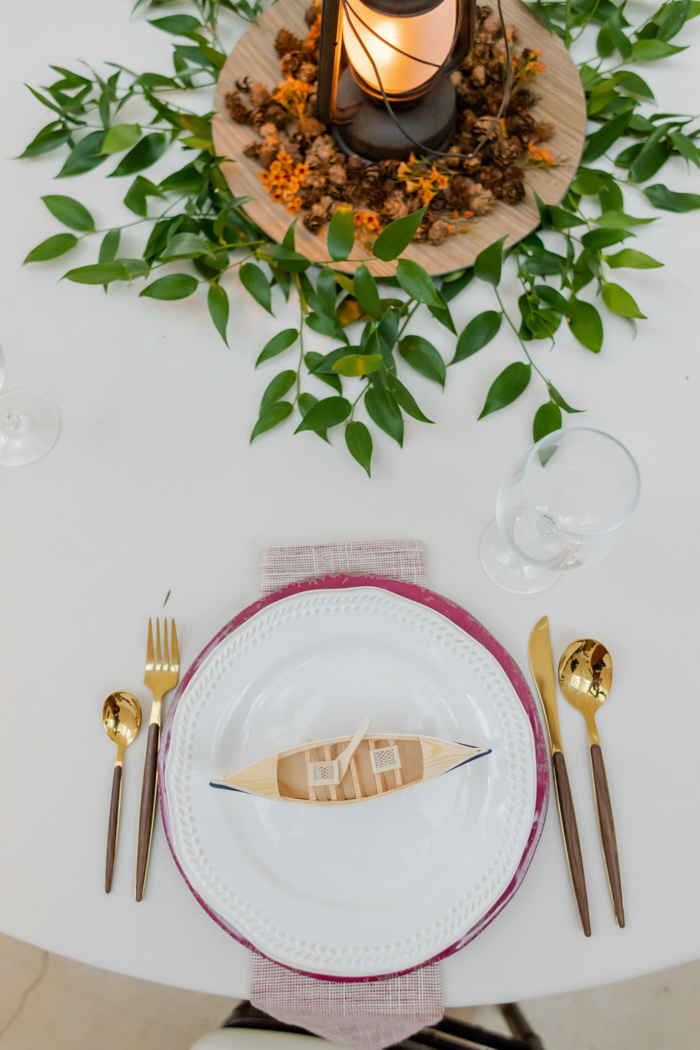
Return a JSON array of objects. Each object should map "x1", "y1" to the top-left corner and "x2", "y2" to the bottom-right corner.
[
  {"x1": 0, "y1": 344, "x2": 61, "y2": 466},
  {"x1": 479, "y1": 427, "x2": 641, "y2": 594}
]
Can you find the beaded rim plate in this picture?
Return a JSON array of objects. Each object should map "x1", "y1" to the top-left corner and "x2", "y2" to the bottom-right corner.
[{"x1": 159, "y1": 575, "x2": 549, "y2": 980}]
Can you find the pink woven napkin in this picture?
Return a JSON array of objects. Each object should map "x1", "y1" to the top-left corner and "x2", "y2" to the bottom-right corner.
[{"x1": 251, "y1": 540, "x2": 442, "y2": 1050}]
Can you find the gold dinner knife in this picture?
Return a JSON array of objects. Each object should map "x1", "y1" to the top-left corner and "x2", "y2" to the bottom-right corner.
[{"x1": 529, "y1": 616, "x2": 591, "y2": 936}]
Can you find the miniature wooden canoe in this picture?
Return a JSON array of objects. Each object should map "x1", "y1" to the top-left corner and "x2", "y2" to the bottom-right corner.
[{"x1": 210, "y1": 718, "x2": 491, "y2": 805}]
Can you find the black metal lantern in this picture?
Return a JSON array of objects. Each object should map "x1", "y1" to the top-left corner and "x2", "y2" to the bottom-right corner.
[{"x1": 316, "y1": 0, "x2": 476, "y2": 160}]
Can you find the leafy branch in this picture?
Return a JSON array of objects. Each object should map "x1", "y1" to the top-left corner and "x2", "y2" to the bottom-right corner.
[{"x1": 18, "y1": 0, "x2": 700, "y2": 475}]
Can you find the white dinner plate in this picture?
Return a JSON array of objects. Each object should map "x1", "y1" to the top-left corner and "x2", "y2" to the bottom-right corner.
[{"x1": 160, "y1": 578, "x2": 548, "y2": 979}]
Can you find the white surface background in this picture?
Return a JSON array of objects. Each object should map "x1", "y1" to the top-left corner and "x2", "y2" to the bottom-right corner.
[{"x1": 0, "y1": 0, "x2": 699, "y2": 1007}]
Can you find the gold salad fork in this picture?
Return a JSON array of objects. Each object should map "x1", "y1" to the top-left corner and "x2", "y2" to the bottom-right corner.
[{"x1": 135, "y1": 618, "x2": 179, "y2": 901}]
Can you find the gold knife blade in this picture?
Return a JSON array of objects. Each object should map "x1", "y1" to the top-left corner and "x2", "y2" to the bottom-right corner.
[{"x1": 529, "y1": 616, "x2": 591, "y2": 936}]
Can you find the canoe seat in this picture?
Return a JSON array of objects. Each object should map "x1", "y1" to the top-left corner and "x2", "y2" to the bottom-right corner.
[
  {"x1": 307, "y1": 760, "x2": 340, "y2": 786},
  {"x1": 369, "y1": 745, "x2": 401, "y2": 774}
]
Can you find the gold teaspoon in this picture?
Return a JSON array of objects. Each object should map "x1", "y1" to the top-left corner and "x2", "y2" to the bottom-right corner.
[
  {"x1": 103, "y1": 692, "x2": 142, "y2": 893},
  {"x1": 558, "y1": 640, "x2": 625, "y2": 928}
]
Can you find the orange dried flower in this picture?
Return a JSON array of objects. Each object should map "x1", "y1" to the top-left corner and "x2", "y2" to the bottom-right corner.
[
  {"x1": 527, "y1": 143, "x2": 555, "y2": 166},
  {"x1": 260, "y1": 149, "x2": 309, "y2": 212}
]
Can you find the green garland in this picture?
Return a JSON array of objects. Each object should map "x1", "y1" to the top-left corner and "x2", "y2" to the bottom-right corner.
[{"x1": 20, "y1": 0, "x2": 700, "y2": 475}]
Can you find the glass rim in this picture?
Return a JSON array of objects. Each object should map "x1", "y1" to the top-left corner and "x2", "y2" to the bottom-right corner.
[{"x1": 523, "y1": 426, "x2": 641, "y2": 538}]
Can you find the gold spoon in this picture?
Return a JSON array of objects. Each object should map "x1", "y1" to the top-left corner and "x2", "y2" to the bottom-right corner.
[
  {"x1": 103, "y1": 692, "x2": 142, "y2": 894},
  {"x1": 558, "y1": 640, "x2": 624, "y2": 928}
]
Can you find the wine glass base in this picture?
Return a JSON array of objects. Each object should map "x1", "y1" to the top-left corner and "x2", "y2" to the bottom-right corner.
[
  {"x1": 0, "y1": 390, "x2": 61, "y2": 466},
  {"x1": 479, "y1": 519, "x2": 560, "y2": 594}
]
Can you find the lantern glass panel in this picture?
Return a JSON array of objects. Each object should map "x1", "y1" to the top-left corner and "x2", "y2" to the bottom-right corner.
[{"x1": 341, "y1": 0, "x2": 457, "y2": 96}]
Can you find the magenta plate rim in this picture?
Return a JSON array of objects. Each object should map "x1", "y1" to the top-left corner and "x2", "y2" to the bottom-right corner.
[{"x1": 158, "y1": 574, "x2": 550, "y2": 982}]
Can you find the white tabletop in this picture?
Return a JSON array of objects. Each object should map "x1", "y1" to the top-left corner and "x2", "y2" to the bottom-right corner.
[{"x1": 1, "y1": 0, "x2": 699, "y2": 1008}]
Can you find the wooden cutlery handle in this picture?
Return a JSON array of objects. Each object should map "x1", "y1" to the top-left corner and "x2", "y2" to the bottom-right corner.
[
  {"x1": 135, "y1": 723, "x2": 160, "y2": 902},
  {"x1": 590, "y1": 743, "x2": 625, "y2": 928},
  {"x1": 552, "y1": 750, "x2": 591, "y2": 937},
  {"x1": 105, "y1": 765, "x2": 122, "y2": 894}
]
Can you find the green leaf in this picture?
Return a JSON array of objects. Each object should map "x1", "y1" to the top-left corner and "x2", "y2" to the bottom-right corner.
[
  {"x1": 306, "y1": 312, "x2": 347, "y2": 340},
  {"x1": 41, "y1": 194, "x2": 94, "y2": 231},
  {"x1": 602, "y1": 282, "x2": 646, "y2": 318},
  {"x1": 398, "y1": 335, "x2": 446, "y2": 387},
  {"x1": 478, "y1": 362, "x2": 531, "y2": 419},
  {"x1": 669, "y1": 130, "x2": 700, "y2": 166},
  {"x1": 473, "y1": 236, "x2": 508, "y2": 286},
  {"x1": 208, "y1": 284, "x2": 229, "y2": 345},
  {"x1": 599, "y1": 181, "x2": 624, "y2": 211},
  {"x1": 23, "y1": 232, "x2": 78, "y2": 264},
  {"x1": 161, "y1": 233, "x2": 215, "y2": 259},
  {"x1": 581, "y1": 111, "x2": 632, "y2": 164},
  {"x1": 149, "y1": 15, "x2": 203, "y2": 34},
  {"x1": 365, "y1": 385, "x2": 403, "y2": 446},
  {"x1": 571, "y1": 168, "x2": 609, "y2": 195},
  {"x1": 116, "y1": 257, "x2": 150, "y2": 280},
  {"x1": 387, "y1": 375, "x2": 434, "y2": 423},
  {"x1": 581, "y1": 227, "x2": 633, "y2": 249},
  {"x1": 615, "y1": 70, "x2": 655, "y2": 101},
  {"x1": 282, "y1": 218, "x2": 296, "y2": 251},
  {"x1": 566, "y1": 298, "x2": 603, "y2": 352},
  {"x1": 256, "y1": 328, "x2": 298, "y2": 366},
  {"x1": 615, "y1": 142, "x2": 643, "y2": 169},
  {"x1": 100, "y1": 123, "x2": 141, "y2": 155},
  {"x1": 332, "y1": 270, "x2": 356, "y2": 297},
  {"x1": 327, "y1": 207, "x2": 355, "y2": 262},
  {"x1": 333, "y1": 353, "x2": 383, "y2": 377},
  {"x1": 395, "y1": 259, "x2": 443, "y2": 307},
  {"x1": 535, "y1": 285, "x2": 568, "y2": 312},
  {"x1": 440, "y1": 267, "x2": 474, "y2": 301},
  {"x1": 452, "y1": 310, "x2": 502, "y2": 364},
  {"x1": 56, "y1": 130, "x2": 107, "y2": 178},
  {"x1": 123, "y1": 175, "x2": 164, "y2": 217},
  {"x1": 261, "y1": 245, "x2": 310, "y2": 273},
  {"x1": 628, "y1": 138, "x2": 670, "y2": 183},
  {"x1": 261, "y1": 370, "x2": 297, "y2": 412},
  {"x1": 109, "y1": 132, "x2": 166, "y2": 177},
  {"x1": 643, "y1": 183, "x2": 700, "y2": 211},
  {"x1": 315, "y1": 266, "x2": 337, "y2": 319},
  {"x1": 99, "y1": 229, "x2": 120, "y2": 264},
  {"x1": 240, "y1": 263, "x2": 273, "y2": 314},
  {"x1": 533, "y1": 402, "x2": 562, "y2": 443},
  {"x1": 372, "y1": 207, "x2": 426, "y2": 261},
  {"x1": 353, "y1": 264, "x2": 382, "y2": 320},
  {"x1": 304, "y1": 352, "x2": 342, "y2": 394},
  {"x1": 140, "y1": 273, "x2": 198, "y2": 299},
  {"x1": 604, "y1": 248, "x2": 663, "y2": 268},
  {"x1": 547, "y1": 382, "x2": 584, "y2": 413},
  {"x1": 630, "y1": 38, "x2": 687, "y2": 60},
  {"x1": 595, "y1": 211, "x2": 654, "y2": 228},
  {"x1": 250, "y1": 401, "x2": 293, "y2": 442},
  {"x1": 428, "y1": 302, "x2": 456, "y2": 334},
  {"x1": 63, "y1": 262, "x2": 128, "y2": 284},
  {"x1": 345, "y1": 421, "x2": 373, "y2": 476},
  {"x1": 18, "y1": 125, "x2": 71, "y2": 158},
  {"x1": 294, "y1": 396, "x2": 351, "y2": 433}
]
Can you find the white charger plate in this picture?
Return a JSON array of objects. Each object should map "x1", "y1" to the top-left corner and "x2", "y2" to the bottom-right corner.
[{"x1": 160, "y1": 578, "x2": 548, "y2": 979}]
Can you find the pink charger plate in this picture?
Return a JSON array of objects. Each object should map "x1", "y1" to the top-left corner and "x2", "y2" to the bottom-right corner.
[{"x1": 158, "y1": 574, "x2": 550, "y2": 981}]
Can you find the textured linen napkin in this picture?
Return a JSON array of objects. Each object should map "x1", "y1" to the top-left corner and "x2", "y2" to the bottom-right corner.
[{"x1": 251, "y1": 540, "x2": 443, "y2": 1050}]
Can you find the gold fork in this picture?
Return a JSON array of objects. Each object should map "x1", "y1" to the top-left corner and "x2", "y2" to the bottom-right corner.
[{"x1": 135, "y1": 618, "x2": 179, "y2": 901}]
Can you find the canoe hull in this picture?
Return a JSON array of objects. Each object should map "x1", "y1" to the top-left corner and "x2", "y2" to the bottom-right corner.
[{"x1": 210, "y1": 734, "x2": 490, "y2": 805}]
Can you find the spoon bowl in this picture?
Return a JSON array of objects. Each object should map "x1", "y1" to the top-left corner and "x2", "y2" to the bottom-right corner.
[{"x1": 103, "y1": 691, "x2": 142, "y2": 756}]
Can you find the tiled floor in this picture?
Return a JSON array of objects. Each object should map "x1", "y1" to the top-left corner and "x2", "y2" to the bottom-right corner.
[{"x1": 0, "y1": 932, "x2": 697, "y2": 1049}]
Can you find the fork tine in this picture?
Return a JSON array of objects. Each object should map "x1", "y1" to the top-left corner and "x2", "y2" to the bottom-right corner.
[
  {"x1": 163, "y1": 617, "x2": 170, "y2": 670},
  {"x1": 156, "y1": 617, "x2": 162, "y2": 671},
  {"x1": 171, "y1": 619, "x2": 179, "y2": 673},
  {"x1": 146, "y1": 618, "x2": 154, "y2": 671}
]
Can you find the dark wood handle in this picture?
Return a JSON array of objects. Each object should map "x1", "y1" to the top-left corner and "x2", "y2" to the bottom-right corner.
[
  {"x1": 105, "y1": 764, "x2": 122, "y2": 894},
  {"x1": 135, "y1": 723, "x2": 160, "y2": 902},
  {"x1": 590, "y1": 743, "x2": 625, "y2": 928},
  {"x1": 552, "y1": 750, "x2": 591, "y2": 936}
]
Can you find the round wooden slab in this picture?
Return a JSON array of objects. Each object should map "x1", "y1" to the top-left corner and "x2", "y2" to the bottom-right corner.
[{"x1": 213, "y1": 0, "x2": 586, "y2": 276}]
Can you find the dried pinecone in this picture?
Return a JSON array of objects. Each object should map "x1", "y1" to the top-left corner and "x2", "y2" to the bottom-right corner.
[
  {"x1": 235, "y1": 77, "x2": 251, "y2": 93},
  {"x1": 500, "y1": 178, "x2": 526, "y2": 205},
  {"x1": 265, "y1": 103, "x2": 289, "y2": 131},
  {"x1": 225, "y1": 91, "x2": 250, "y2": 125},
  {"x1": 250, "y1": 83, "x2": 271, "y2": 108},
  {"x1": 443, "y1": 175, "x2": 472, "y2": 210},
  {"x1": 274, "y1": 28, "x2": 301, "y2": 55},
  {"x1": 535, "y1": 121, "x2": 555, "y2": 142},
  {"x1": 491, "y1": 137, "x2": 523, "y2": 168},
  {"x1": 427, "y1": 220, "x2": 450, "y2": 246},
  {"x1": 280, "y1": 51, "x2": 302, "y2": 77},
  {"x1": 382, "y1": 194, "x2": 409, "y2": 220},
  {"x1": 297, "y1": 62, "x2": 318, "y2": 84},
  {"x1": 468, "y1": 183, "x2": 495, "y2": 215}
]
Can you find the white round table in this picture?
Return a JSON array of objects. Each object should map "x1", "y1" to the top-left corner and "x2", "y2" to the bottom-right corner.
[{"x1": 1, "y1": 0, "x2": 699, "y2": 1008}]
